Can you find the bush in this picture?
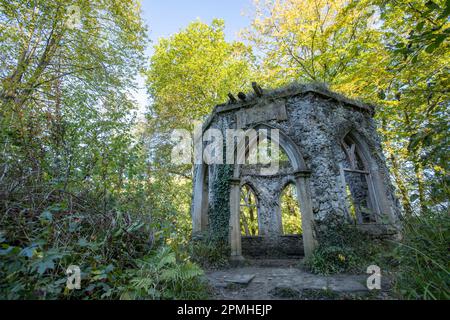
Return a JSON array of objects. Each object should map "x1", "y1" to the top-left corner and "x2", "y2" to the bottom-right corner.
[
  {"x1": 304, "y1": 220, "x2": 383, "y2": 275},
  {"x1": 392, "y1": 211, "x2": 450, "y2": 300},
  {"x1": 189, "y1": 237, "x2": 230, "y2": 269},
  {"x1": 305, "y1": 245, "x2": 364, "y2": 275},
  {"x1": 0, "y1": 208, "x2": 140, "y2": 299},
  {"x1": 120, "y1": 247, "x2": 210, "y2": 300},
  {"x1": 0, "y1": 201, "x2": 208, "y2": 300}
]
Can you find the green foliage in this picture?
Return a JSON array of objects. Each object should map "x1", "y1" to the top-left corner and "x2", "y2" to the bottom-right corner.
[
  {"x1": 143, "y1": 19, "x2": 255, "y2": 248},
  {"x1": 246, "y1": 0, "x2": 449, "y2": 217},
  {"x1": 392, "y1": 211, "x2": 450, "y2": 300},
  {"x1": 0, "y1": 0, "x2": 209, "y2": 300},
  {"x1": 373, "y1": 0, "x2": 450, "y2": 215},
  {"x1": 245, "y1": 0, "x2": 386, "y2": 95},
  {"x1": 207, "y1": 165, "x2": 233, "y2": 244},
  {"x1": 305, "y1": 220, "x2": 383, "y2": 275},
  {"x1": 120, "y1": 247, "x2": 209, "y2": 300},
  {"x1": 0, "y1": 0, "x2": 448, "y2": 301},
  {"x1": 0, "y1": 207, "x2": 208, "y2": 300},
  {"x1": 307, "y1": 211, "x2": 449, "y2": 300},
  {"x1": 189, "y1": 238, "x2": 230, "y2": 269},
  {"x1": 378, "y1": 0, "x2": 450, "y2": 57},
  {"x1": 0, "y1": 1, "x2": 147, "y2": 194},
  {"x1": 305, "y1": 245, "x2": 365, "y2": 276},
  {"x1": 0, "y1": 206, "x2": 154, "y2": 299},
  {"x1": 240, "y1": 185, "x2": 259, "y2": 236},
  {"x1": 280, "y1": 184, "x2": 302, "y2": 235},
  {"x1": 146, "y1": 18, "x2": 254, "y2": 131},
  {"x1": 189, "y1": 165, "x2": 233, "y2": 268}
]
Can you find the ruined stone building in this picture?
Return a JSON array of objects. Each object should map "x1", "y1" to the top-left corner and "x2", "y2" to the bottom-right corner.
[{"x1": 191, "y1": 83, "x2": 401, "y2": 261}]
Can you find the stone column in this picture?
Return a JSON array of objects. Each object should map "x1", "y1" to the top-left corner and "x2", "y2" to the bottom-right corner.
[
  {"x1": 229, "y1": 178, "x2": 244, "y2": 261},
  {"x1": 294, "y1": 171, "x2": 317, "y2": 258},
  {"x1": 192, "y1": 165, "x2": 204, "y2": 234},
  {"x1": 267, "y1": 195, "x2": 283, "y2": 236},
  {"x1": 370, "y1": 170, "x2": 397, "y2": 224}
]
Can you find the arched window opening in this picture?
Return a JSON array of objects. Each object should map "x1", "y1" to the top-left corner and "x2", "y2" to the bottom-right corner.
[
  {"x1": 341, "y1": 135, "x2": 377, "y2": 223},
  {"x1": 243, "y1": 135, "x2": 289, "y2": 166},
  {"x1": 280, "y1": 183, "x2": 302, "y2": 235},
  {"x1": 278, "y1": 145, "x2": 290, "y2": 165},
  {"x1": 240, "y1": 185, "x2": 259, "y2": 236}
]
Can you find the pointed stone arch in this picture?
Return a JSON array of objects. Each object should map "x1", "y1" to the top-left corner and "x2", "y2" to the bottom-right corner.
[
  {"x1": 229, "y1": 124, "x2": 316, "y2": 261},
  {"x1": 232, "y1": 124, "x2": 308, "y2": 177},
  {"x1": 339, "y1": 130, "x2": 398, "y2": 225}
]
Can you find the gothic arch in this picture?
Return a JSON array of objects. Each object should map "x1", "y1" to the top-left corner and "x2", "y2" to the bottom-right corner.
[
  {"x1": 229, "y1": 124, "x2": 316, "y2": 260},
  {"x1": 339, "y1": 130, "x2": 397, "y2": 224},
  {"x1": 232, "y1": 124, "x2": 308, "y2": 178}
]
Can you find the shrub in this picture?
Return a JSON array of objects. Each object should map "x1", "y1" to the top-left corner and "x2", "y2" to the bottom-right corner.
[
  {"x1": 189, "y1": 237, "x2": 229, "y2": 269},
  {"x1": 305, "y1": 245, "x2": 363, "y2": 275},
  {"x1": 0, "y1": 202, "x2": 209, "y2": 300},
  {"x1": 304, "y1": 219, "x2": 383, "y2": 275},
  {"x1": 0, "y1": 206, "x2": 147, "y2": 299},
  {"x1": 392, "y1": 211, "x2": 450, "y2": 300},
  {"x1": 119, "y1": 247, "x2": 210, "y2": 300}
]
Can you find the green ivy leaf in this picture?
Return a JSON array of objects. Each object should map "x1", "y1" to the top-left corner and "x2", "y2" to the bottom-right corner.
[
  {"x1": 0, "y1": 244, "x2": 14, "y2": 256},
  {"x1": 19, "y1": 245, "x2": 38, "y2": 258},
  {"x1": 77, "y1": 238, "x2": 89, "y2": 247},
  {"x1": 37, "y1": 259, "x2": 55, "y2": 275},
  {"x1": 40, "y1": 210, "x2": 53, "y2": 222}
]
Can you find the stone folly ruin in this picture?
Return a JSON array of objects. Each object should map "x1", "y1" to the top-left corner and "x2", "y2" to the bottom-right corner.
[{"x1": 191, "y1": 83, "x2": 401, "y2": 262}]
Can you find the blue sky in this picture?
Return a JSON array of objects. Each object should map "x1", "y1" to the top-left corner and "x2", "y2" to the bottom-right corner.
[
  {"x1": 141, "y1": 0, "x2": 253, "y2": 45},
  {"x1": 134, "y1": 0, "x2": 254, "y2": 114}
]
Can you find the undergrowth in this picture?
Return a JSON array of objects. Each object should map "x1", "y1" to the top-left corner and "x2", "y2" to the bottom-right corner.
[
  {"x1": 304, "y1": 211, "x2": 449, "y2": 301},
  {"x1": 189, "y1": 235, "x2": 230, "y2": 269},
  {"x1": 304, "y1": 219, "x2": 386, "y2": 275},
  {"x1": 0, "y1": 195, "x2": 209, "y2": 300},
  {"x1": 391, "y1": 211, "x2": 449, "y2": 300}
]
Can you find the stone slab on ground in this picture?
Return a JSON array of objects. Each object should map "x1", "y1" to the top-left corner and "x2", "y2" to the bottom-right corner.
[
  {"x1": 205, "y1": 261, "x2": 391, "y2": 300},
  {"x1": 223, "y1": 274, "x2": 255, "y2": 285}
]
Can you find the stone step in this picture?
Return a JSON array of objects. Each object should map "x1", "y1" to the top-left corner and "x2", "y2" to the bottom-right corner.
[{"x1": 246, "y1": 258, "x2": 303, "y2": 268}]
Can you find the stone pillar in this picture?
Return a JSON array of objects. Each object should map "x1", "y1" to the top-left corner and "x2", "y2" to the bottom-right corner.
[
  {"x1": 268, "y1": 195, "x2": 283, "y2": 236},
  {"x1": 192, "y1": 164, "x2": 210, "y2": 234},
  {"x1": 370, "y1": 170, "x2": 397, "y2": 225},
  {"x1": 192, "y1": 165, "x2": 204, "y2": 234},
  {"x1": 294, "y1": 171, "x2": 317, "y2": 258},
  {"x1": 229, "y1": 178, "x2": 244, "y2": 261},
  {"x1": 256, "y1": 192, "x2": 280, "y2": 237}
]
